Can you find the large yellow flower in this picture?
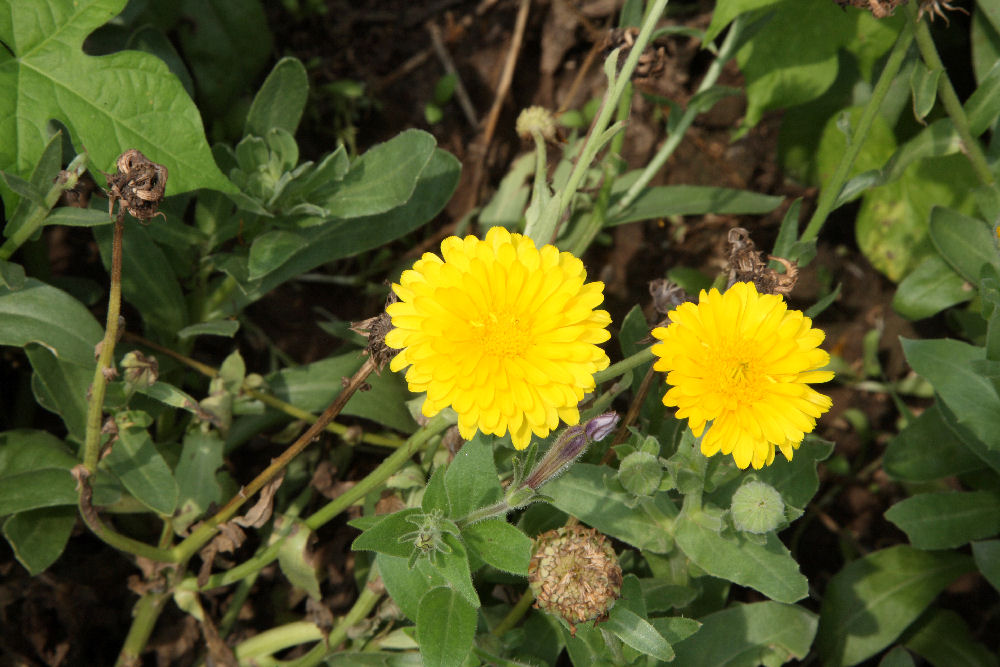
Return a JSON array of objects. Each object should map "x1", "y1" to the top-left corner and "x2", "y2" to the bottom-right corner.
[
  {"x1": 385, "y1": 226, "x2": 611, "y2": 449},
  {"x1": 651, "y1": 282, "x2": 833, "y2": 469}
]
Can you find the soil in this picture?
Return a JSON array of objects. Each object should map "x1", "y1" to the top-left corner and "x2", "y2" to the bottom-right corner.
[{"x1": 1, "y1": 1, "x2": 994, "y2": 665}]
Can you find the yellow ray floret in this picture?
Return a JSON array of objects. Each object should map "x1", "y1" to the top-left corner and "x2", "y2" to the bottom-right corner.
[
  {"x1": 651, "y1": 281, "x2": 833, "y2": 469},
  {"x1": 386, "y1": 226, "x2": 611, "y2": 449}
]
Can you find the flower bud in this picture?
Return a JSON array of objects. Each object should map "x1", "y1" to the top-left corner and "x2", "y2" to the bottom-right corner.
[
  {"x1": 731, "y1": 481, "x2": 785, "y2": 534},
  {"x1": 528, "y1": 526, "x2": 622, "y2": 635},
  {"x1": 516, "y1": 106, "x2": 558, "y2": 142},
  {"x1": 523, "y1": 413, "x2": 619, "y2": 490},
  {"x1": 585, "y1": 412, "x2": 619, "y2": 442},
  {"x1": 121, "y1": 350, "x2": 158, "y2": 390}
]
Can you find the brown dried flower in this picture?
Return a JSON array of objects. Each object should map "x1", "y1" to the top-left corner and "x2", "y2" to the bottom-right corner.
[
  {"x1": 725, "y1": 227, "x2": 798, "y2": 296},
  {"x1": 106, "y1": 149, "x2": 168, "y2": 222}
]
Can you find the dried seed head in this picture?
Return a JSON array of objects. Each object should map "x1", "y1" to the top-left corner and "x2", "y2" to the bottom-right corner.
[
  {"x1": 516, "y1": 106, "x2": 558, "y2": 143},
  {"x1": 528, "y1": 526, "x2": 622, "y2": 635},
  {"x1": 351, "y1": 292, "x2": 399, "y2": 372},
  {"x1": 106, "y1": 149, "x2": 168, "y2": 222},
  {"x1": 725, "y1": 227, "x2": 798, "y2": 296}
]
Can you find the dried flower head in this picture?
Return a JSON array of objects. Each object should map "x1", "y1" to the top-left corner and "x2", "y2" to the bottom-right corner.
[
  {"x1": 516, "y1": 106, "x2": 558, "y2": 143},
  {"x1": 386, "y1": 226, "x2": 611, "y2": 449},
  {"x1": 106, "y1": 149, "x2": 168, "y2": 222},
  {"x1": 652, "y1": 282, "x2": 833, "y2": 469},
  {"x1": 528, "y1": 526, "x2": 622, "y2": 635}
]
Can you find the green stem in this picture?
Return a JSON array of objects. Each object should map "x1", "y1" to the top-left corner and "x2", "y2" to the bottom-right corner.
[
  {"x1": 232, "y1": 621, "x2": 325, "y2": 662},
  {"x1": 282, "y1": 578, "x2": 384, "y2": 666},
  {"x1": 593, "y1": 346, "x2": 654, "y2": 385},
  {"x1": 115, "y1": 591, "x2": 170, "y2": 667},
  {"x1": 0, "y1": 152, "x2": 88, "y2": 261},
  {"x1": 491, "y1": 588, "x2": 535, "y2": 637},
  {"x1": 612, "y1": 16, "x2": 744, "y2": 214},
  {"x1": 555, "y1": 0, "x2": 670, "y2": 225},
  {"x1": 907, "y1": 3, "x2": 994, "y2": 186},
  {"x1": 523, "y1": 130, "x2": 555, "y2": 245},
  {"x1": 800, "y1": 21, "x2": 915, "y2": 245}
]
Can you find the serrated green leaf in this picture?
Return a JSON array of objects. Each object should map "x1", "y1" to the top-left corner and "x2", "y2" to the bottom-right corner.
[
  {"x1": 902, "y1": 338, "x2": 1000, "y2": 451},
  {"x1": 444, "y1": 436, "x2": 502, "y2": 519},
  {"x1": 461, "y1": 518, "x2": 531, "y2": 575},
  {"x1": 246, "y1": 57, "x2": 309, "y2": 138},
  {"x1": 0, "y1": 0, "x2": 234, "y2": 219},
  {"x1": 675, "y1": 508, "x2": 808, "y2": 603},
  {"x1": 893, "y1": 255, "x2": 974, "y2": 320},
  {"x1": 416, "y1": 587, "x2": 477, "y2": 667},
  {"x1": 352, "y1": 508, "x2": 423, "y2": 559},
  {"x1": 815, "y1": 546, "x2": 973, "y2": 667},
  {"x1": 671, "y1": 602, "x2": 817, "y2": 667},
  {"x1": 104, "y1": 418, "x2": 178, "y2": 515},
  {"x1": 904, "y1": 608, "x2": 999, "y2": 667},
  {"x1": 3, "y1": 507, "x2": 76, "y2": 575},
  {"x1": 883, "y1": 403, "x2": 986, "y2": 482},
  {"x1": 886, "y1": 491, "x2": 1000, "y2": 550},
  {"x1": 0, "y1": 279, "x2": 103, "y2": 367}
]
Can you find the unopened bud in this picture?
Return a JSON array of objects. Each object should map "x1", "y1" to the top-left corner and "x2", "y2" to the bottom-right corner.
[
  {"x1": 121, "y1": 350, "x2": 158, "y2": 390},
  {"x1": 731, "y1": 481, "x2": 784, "y2": 534},
  {"x1": 516, "y1": 106, "x2": 558, "y2": 142},
  {"x1": 585, "y1": 412, "x2": 619, "y2": 442}
]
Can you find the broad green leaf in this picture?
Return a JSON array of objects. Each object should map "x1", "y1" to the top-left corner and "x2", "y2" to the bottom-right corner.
[
  {"x1": 604, "y1": 605, "x2": 675, "y2": 662},
  {"x1": 0, "y1": 429, "x2": 76, "y2": 474},
  {"x1": 704, "y1": 0, "x2": 781, "y2": 43},
  {"x1": 422, "y1": 467, "x2": 449, "y2": 515},
  {"x1": 176, "y1": 0, "x2": 272, "y2": 120},
  {"x1": 416, "y1": 587, "x2": 477, "y2": 667},
  {"x1": 937, "y1": 400, "x2": 1000, "y2": 475},
  {"x1": 756, "y1": 438, "x2": 832, "y2": 511},
  {"x1": 325, "y1": 654, "x2": 421, "y2": 667},
  {"x1": 274, "y1": 515, "x2": 321, "y2": 599},
  {"x1": 247, "y1": 230, "x2": 309, "y2": 281},
  {"x1": 972, "y1": 540, "x2": 1000, "y2": 593},
  {"x1": 3, "y1": 132, "x2": 62, "y2": 240},
  {"x1": 461, "y1": 518, "x2": 532, "y2": 575},
  {"x1": 325, "y1": 130, "x2": 437, "y2": 218},
  {"x1": 606, "y1": 185, "x2": 782, "y2": 226},
  {"x1": 639, "y1": 579, "x2": 698, "y2": 612},
  {"x1": 430, "y1": 534, "x2": 478, "y2": 609},
  {"x1": 674, "y1": 508, "x2": 808, "y2": 603},
  {"x1": 0, "y1": 260, "x2": 25, "y2": 290},
  {"x1": 671, "y1": 602, "x2": 817, "y2": 666},
  {"x1": 904, "y1": 608, "x2": 999, "y2": 667},
  {"x1": 883, "y1": 403, "x2": 986, "y2": 482},
  {"x1": 928, "y1": 206, "x2": 1000, "y2": 285},
  {"x1": 886, "y1": 491, "x2": 1000, "y2": 550},
  {"x1": 0, "y1": 0, "x2": 234, "y2": 219},
  {"x1": 444, "y1": 436, "x2": 502, "y2": 519},
  {"x1": 965, "y1": 58, "x2": 1000, "y2": 136},
  {"x1": 0, "y1": 278, "x2": 103, "y2": 366},
  {"x1": 815, "y1": 545, "x2": 973, "y2": 667},
  {"x1": 223, "y1": 148, "x2": 459, "y2": 306},
  {"x1": 910, "y1": 62, "x2": 942, "y2": 122},
  {"x1": 264, "y1": 353, "x2": 418, "y2": 434},
  {"x1": 0, "y1": 468, "x2": 118, "y2": 514},
  {"x1": 893, "y1": 255, "x2": 974, "y2": 321},
  {"x1": 3, "y1": 507, "x2": 76, "y2": 575},
  {"x1": 544, "y1": 463, "x2": 676, "y2": 553},
  {"x1": 973, "y1": 7, "x2": 1000, "y2": 86},
  {"x1": 816, "y1": 106, "x2": 897, "y2": 195},
  {"x1": 126, "y1": 25, "x2": 195, "y2": 99},
  {"x1": 104, "y1": 417, "x2": 178, "y2": 515},
  {"x1": 173, "y1": 430, "x2": 224, "y2": 532},
  {"x1": 43, "y1": 207, "x2": 112, "y2": 227},
  {"x1": 26, "y1": 343, "x2": 91, "y2": 443},
  {"x1": 93, "y1": 223, "x2": 188, "y2": 341},
  {"x1": 245, "y1": 57, "x2": 309, "y2": 138},
  {"x1": 378, "y1": 552, "x2": 450, "y2": 621},
  {"x1": 880, "y1": 646, "x2": 917, "y2": 667},
  {"x1": 177, "y1": 320, "x2": 240, "y2": 339},
  {"x1": 352, "y1": 508, "x2": 424, "y2": 559},
  {"x1": 902, "y1": 338, "x2": 1000, "y2": 451}
]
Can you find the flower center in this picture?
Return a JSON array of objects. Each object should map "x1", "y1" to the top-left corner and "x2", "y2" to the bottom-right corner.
[
  {"x1": 709, "y1": 342, "x2": 765, "y2": 404},
  {"x1": 470, "y1": 309, "x2": 532, "y2": 358}
]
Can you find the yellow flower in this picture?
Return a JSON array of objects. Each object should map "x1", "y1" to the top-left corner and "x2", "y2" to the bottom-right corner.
[
  {"x1": 386, "y1": 226, "x2": 611, "y2": 449},
  {"x1": 651, "y1": 282, "x2": 833, "y2": 469}
]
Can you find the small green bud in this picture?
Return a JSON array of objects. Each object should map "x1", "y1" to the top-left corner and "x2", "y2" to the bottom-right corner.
[
  {"x1": 516, "y1": 106, "x2": 558, "y2": 142},
  {"x1": 731, "y1": 481, "x2": 784, "y2": 534},
  {"x1": 618, "y1": 450, "x2": 662, "y2": 497},
  {"x1": 120, "y1": 350, "x2": 158, "y2": 390}
]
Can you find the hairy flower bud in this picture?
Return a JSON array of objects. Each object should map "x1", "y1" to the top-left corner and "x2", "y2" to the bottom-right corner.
[
  {"x1": 528, "y1": 526, "x2": 622, "y2": 635},
  {"x1": 523, "y1": 413, "x2": 619, "y2": 490},
  {"x1": 731, "y1": 481, "x2": 785, "y2": 534},
  {"x1": 516, "y1": 106, "x2": 558, "y2": 142}
]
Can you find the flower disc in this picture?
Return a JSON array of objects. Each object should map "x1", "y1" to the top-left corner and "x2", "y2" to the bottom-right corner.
[
  {"x1": 386, "y1": 226, "x2": 611, "y2": 449},
  {"x1": 652, "y1": 282, "x2": 833, "y2": 469}
]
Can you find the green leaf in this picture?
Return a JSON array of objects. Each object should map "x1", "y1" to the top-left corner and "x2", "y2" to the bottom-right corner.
[
  {"x1": 461, "y1": 518, "x2": 532, "y2": 575},
  {"x1": 325, "y1": 130, "x2": 437, "y2": 218},
  {"x1": 0, "y1": 429, "x2": 77, "y2": 474},
  {"x1": 972, "y1": 540, "x2": 1000, "y2": 593},
  {"x1": 674, "y1": 507, "x2": 808, "y2": 603},
  {"x1": 444, "y1": 436, "x2": 502, "y2": 519},
  {"x1": 893, "y1": 255, "x2": 974, "y2": 320},
  {"x1": 177, "y1": 320, "x2": 240, "y2": 339},
  {"x1": 0, "y1": 0, "x2": 234, "y2": 219},
  {"x1": 378, "y1": 553, "x2": 449, "y2": 620},
  {"x1": 0, "y1": 278, "x2": 103, "y2": 366},
  {"x1": 910, "y1": 62, "x2": 942, "y2": 122},
  {"x1": 43, "y1": 207, "x2": 112, "y2": 228},
  {"x1": 93, "y1": 223, "x2": 188, "y2": 340},
  {"x1": 3, "y1": 507, "x2": 76, "y2": 574},
  {"x1": 0, "y1": 260, "x2": 25, "y2": 290},
  {"x1": 247, "y1": 230, "x2": 310, "y2": 280},
  {"x1": 885, "y1": 491, "x2": 1000, "y2": 550},
  {"x1": 902, "y1": 338, "x2": 1000, "y2": 451},
  {"x1": 245, "y1": 57, "x2": 309, "y2": 138},
  {"x1": 104, "y1": 416, "x2": 178, "y2": 515},
  {"x1": 965, "y1": 57, "x2": 1000, "y2": 136},
  {"x1": 0, "y1": 468, "x2": 117, "y2": 514},
  {"x1": 607, "y1": 185, "x2": 782, "y2": 226},
  {"x1": 883, "y1": 403, "x2": 987, "y2": 482},
  {"x1": 704, "y1": 0, "x2": 781, "y2": 43},
  {"x1": 422, "y1": 467, "x2": 450, "y2": 515},
  {"x1": 928, "y1": 206, "x2": 1000, "y2": 286},
  {"x1": 604, "y1": 605, "x2": 675, "y2": 662},
  {"x1": 416, "y1": 587, "x2": 477, "y2": 667},
  {"x1": 172, "y1": 430, "x2": 224, "y2": 532},
  {"x1": 352, "y1": 508, "x2": 424, "y2": 559},
  {"x1": 671, "y1": 601, "x2": 817, "y2": 666},
  {"x1": 274, "y1": 515, "x2": 321, "y2": 599},
  {"x1": 431, "y1": 533, "x2": 478, "y2": 609},
  {"x1": 755, "y1": 438, "x2": 832, "y2": 512},
  {"x1": 879, "y1": 646, "x2": 917, "y2": 667},
  {"x1": 904, "y1": 608, "x2": 999, "y2": 667},
  {"x1": 815, "y1": 545, "x2": 973, "y2": 667},
  {"x1": 26, "y1": 343, "x2": 91, "y2": 443},
  {"x1": 973, "y1": 9, "x2": 1000, "y2": 86},
  {"x1": 544, "y1": 463, "x2": 676, "y2": 553}
]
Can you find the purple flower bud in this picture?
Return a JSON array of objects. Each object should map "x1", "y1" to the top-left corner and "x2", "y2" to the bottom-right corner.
[{"x1": 585, "y1": 412, "x2": 620, "y2": 442}]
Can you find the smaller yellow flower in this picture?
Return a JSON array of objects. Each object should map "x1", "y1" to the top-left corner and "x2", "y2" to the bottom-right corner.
[
  {"x1": 652, "y1": 282, "x2": 833, "y2": 469},
  {"x1": 386, "y1": 227, "x2": 611, "y2": 449}
]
